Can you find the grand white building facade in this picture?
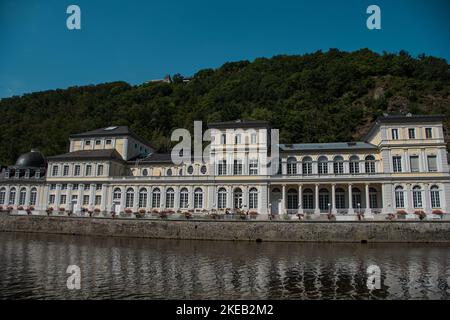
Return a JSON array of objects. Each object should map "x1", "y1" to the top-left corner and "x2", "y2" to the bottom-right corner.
[{"x1": 1, "y1": 114, "x2": 449, "y2": 220}]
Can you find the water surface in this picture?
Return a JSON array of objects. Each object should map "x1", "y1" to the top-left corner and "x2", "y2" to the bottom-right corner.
[{"x1": 0, "y1": 232, "x2": 449, "y2": 299}]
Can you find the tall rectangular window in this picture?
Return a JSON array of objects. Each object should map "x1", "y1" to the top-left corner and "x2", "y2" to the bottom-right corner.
[
  {"x1": 425, "y1": 128, "x2": 433, "y2": 139},
  {"x1": 83, "y1": 195, "x2": 89, "y2": 205},
  {"x1": 74, "y1": 165, "x2": 81, "y2": 176},
  {"x1": 52, "y1": 165, "x2": 59, "y2": 176},
  {"x1": 85, "y1": 165, "x2": 92, "y2": 176},
  {"x1": 95, "y1": 195, "x2": 102, "y2": 205},
  {"x1": 233, "y1": 160, "x2": 243, "y2": 175},
  {"x1": 249, "y1": 160, "x2": 258, "y2": 175},
  {"x1": 218, "y1": 160, "x2": 227, "y2": 175},
  {"x1": 97, "y1": 165, "x2": 104, "y2": 176},
  {"x1": 409, "y1": 156, "x2": 419, "y2": 172},
  {"x1": 391, "y1": 128, "x2": 399, "y2": 140},
  {"x1": 427, "y1": 155, "x2": 437, "y2": 172},
  {"x1": 392, "y1": 156, "x2": 402, "y2": 173},
  {"x1": 63, "y1": 165, "x2": 69, "y2": 176},
  {"x1": 408, "y1": 128, "x2": 415, "y2": 139}
]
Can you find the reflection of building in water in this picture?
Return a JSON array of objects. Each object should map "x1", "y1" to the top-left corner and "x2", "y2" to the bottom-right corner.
[
  {"x1": 0, "y1": 115, "x2": 449, "y2": 220},
  {"x1": 1, "y1": 234, "x2": 449, "y2": 299}
]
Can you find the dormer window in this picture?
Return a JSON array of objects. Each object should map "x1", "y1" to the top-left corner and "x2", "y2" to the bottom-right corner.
[
  {"x1": 95, "y1": 140, "x2": 101, "y2": 145},
  {"x1": 106, "y1": 139, "x2": 112, "y2": 145},
  {"x1": 5, "y1": 170, "x2": 10, "y2": 178},
  {"x1": 85, "y1": 140, "x2": 91, "y2": 146},
  {"x1": 391, "y1": 129, "x2": 399, "y2": 140},
  {"x1": 15, "y1": 170, "x2": 20, "y2": 178},
  {"x1": 24, "y1": 170, "x2": 30, "y2": 178},
  {"x1": 35, "y1": 170, "x2": 40, "y2": 178}
]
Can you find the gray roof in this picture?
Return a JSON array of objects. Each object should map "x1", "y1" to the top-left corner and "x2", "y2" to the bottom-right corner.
[
  {"x1": 47, "y1": 149, "x2": 124, "y2": 162},
  {"x1": 208, "y1": 119, "x2": 270, "y2": 129},
  {"x1": 279, "y1": 142, "x2": 378, "y2": 152},
  {"x1": 69, "y1": 126, "x2": 154, "y2": 148}
]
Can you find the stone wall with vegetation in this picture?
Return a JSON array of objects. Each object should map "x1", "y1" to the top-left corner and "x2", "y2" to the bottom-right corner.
[{"x1": 1, "y1": 213, "x2": 450, "y2": 242}]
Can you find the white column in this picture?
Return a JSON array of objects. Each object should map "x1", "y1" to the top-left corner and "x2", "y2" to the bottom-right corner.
[
  {"x1": 405, "y1": 183, "x2": 412, "y2": 213},
  {"x1": 189, "y1": 185, "x2": 195, "y2": 210},
  {"x1": 101, "y1": 185, "x2": 107, "y2": 211},
  {"x1": 423, "y1": 183, "x2": 431, "y2": 214},
  {"x1": 89, "y1": 184, "x2": 95, "y2": 210},
  {"x1": 174, "y1": 185, "x2": 180, "y2": 211},
  {"x1": 331, "y1": 184, "x2": 337, "y2": 214},
  {"x1": 348, "y1": 184, "x2": 354, "y2": 214},
  {"x1": 120, "y1": 186, "x2": 126, "y2": 211},
  {"x1": 227, "y1": 185, "x2": 233, "y2": 209},
  {"x1": 298, "y1": 185, "x2": 303, "y2": 214},
  {"x1": 133, "y1": 186, "x2": 139, "y2": 211},
  {"x1": 25, "y1": 186, "x2": 31, "y2": 207},
  {"x1": 4, "y1": 186, "x2": 10, "y2": 206},
  {"x1": 281, "y1": 185, "x2": 286, "y2": 214},
  {"x1": 55, "y1": 184, "x2": 61, "y2": 209},
  {"x1": 161, "y1": 186, "x2": 166, "y2": 209},
  {"x1": 78, "y1": 184, "x2": 84, "y2": 212},
  {"x1": 314, "y1": 184, "x2": 320, "y2": 214},
  {"x1": 66, "y1": 184, "x2": 73, "y2": 210},
  {"x1": 365, "y1": 184, "x2": 371, "y2": 214}
]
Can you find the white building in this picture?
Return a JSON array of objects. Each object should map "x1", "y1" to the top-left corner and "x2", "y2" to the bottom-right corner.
[{"x1": 0, "y1": 115, "x2": 449, "y2": 220}]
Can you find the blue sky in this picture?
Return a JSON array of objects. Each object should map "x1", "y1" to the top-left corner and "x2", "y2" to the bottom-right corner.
[{"x1": 0, "y1": 0, "x2": 449, "y2": 98}]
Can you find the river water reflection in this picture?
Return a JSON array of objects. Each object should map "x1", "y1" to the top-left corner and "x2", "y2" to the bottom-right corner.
[{"x1": 0, "y1": 232, "x2": 449, "y2": 299}]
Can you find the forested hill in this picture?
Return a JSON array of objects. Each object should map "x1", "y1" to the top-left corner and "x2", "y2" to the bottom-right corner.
[{"x1": 0, "y1": 49, "x2": 449, "y2": 165}]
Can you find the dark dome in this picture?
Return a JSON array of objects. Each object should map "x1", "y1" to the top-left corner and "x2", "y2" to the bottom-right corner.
[{"x1": 15, "y1": 149, "x2": 47, "y2": 168}]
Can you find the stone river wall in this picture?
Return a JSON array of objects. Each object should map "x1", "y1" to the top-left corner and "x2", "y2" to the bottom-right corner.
[{"x1": 1, "y1": 213, "x2": 450, "y2": 242}]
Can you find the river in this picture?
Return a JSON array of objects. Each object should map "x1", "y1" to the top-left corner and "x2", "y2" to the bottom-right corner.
[{"x1": 0, "y1": 232, "x2": 449, "y2": 299}]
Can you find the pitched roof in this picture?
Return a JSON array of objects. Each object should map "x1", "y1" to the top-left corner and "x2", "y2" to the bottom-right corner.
[
  {"x1": 208, "y1": 119, "x2": 270, "y2": 129},
  {"x1": 47, "y1": 149, "x2": 124, "y2": 162},
  {"x1": 279, "y1": 142, "x2": 377, "y2": 152},
  {"x1": 135, "y1": 153, "x2": 173, "y2": 164},
  {"x1": 69, "y1": 126, "x2": 154, "y2": 148}
]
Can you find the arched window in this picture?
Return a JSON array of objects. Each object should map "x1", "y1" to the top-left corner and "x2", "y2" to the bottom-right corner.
[
  {"x1": 287, "y1": 157, "x2": 297, "y2": 175},
  {"x1": 318, "y1": 156, "x2": 328, "y2": 175},
  {"x1": 395, "y1": 186, "x2": 405, "y2": 208},
  {"x1": 113, "y1": 188, "x2": 122, "y2": 200},
  {"x1": 319, "y1": 188, "x2": 330, "y2": 211},
  {"x1": 287, "y1": 188, "x2": 298, "y2": 210},
  {"x1": 335, "y1": 188, "x2": 345, "y2": 209},
  {"x1": 9, "y1": 188, "x2": 16, "y2": 205},
  {"x1": 19, "y1": 187, "x2": 27, "y2": 206},
  {"x1": 167, "y1": 168, "x2": 172, "y2": 176},
  {"x1": 412, "y1": 186, "x2": 423, "y2": 208},
  {"x1": 194, "y1": 188, "x2": 203, "y2": 209},
  {"x1": 138, "y1": 188, "x2": 147, "y2": 208},
  {"x1": 365, "y1": 155, "x2": 376, "y2": 174},
  {"x1": 352, "y1": 187, "x2": 362, "y2": 210},
  {"x1": 0, "y1": 187, "x2": 6, "y2": 205},
  {"x1": 30, "y1": 188, "x2": 37, "y2": 206},
  {"x1": 125, "y1": 188, "x2": 134, "y2": 208},
  {"x1": 165, "y1": 188, "x2": 175, "y2": 208},
  {"x1": 302, "y1": 188, "x2": 314, "y2": 210},
  {"x1": 217, "y1": 188, "x2": 227, "y2": 209},
  {"x1": 249, "y1": 188, "x2": 258, "y2": 209},
  {"x1": 302, "y1": 156, "x2": 313, "y2": 176},
  {"x1": 233, "y1": 188, "x2": 243, "y2": 209},
  {"x1": 369, "y1": 187, "x2": 378, "y2": 209},
  {"x1": 152, "y1": 188, "x2": 161, "y2": 208},
  {"x1": 349, "y1": 155, "x2": 360, "y2": 174},
  {"x1": 333, "y1": 156, "x2": 344, "y2": 174},
  {"x1": 179, "y1": 187, "x2": 189, "y2": 208},
  {"x1": 430, "y1": 185, "x2": 440, "y2": 208}
]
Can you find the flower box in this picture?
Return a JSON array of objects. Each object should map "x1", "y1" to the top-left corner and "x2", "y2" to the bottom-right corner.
[
  {"x1": 183, "y1": 211, "x2": 192, "y2": 219},
  {"x1": 414, "y1": 210, "x2": 426, "y2": 220},
  {"x1": 46, "y1": 207, "x2": 54, "y2": 215},
  {"x1": 17, "y1": 206, "x2": 24, "y2": 211},
  {"x1": 432, "y1": 209, "x2": 444, "y2": 215}
]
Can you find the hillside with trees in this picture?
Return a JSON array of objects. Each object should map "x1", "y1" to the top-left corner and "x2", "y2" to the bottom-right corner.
[{"x1": 0, "y1": 48, "x2": 449, "y2": 164}]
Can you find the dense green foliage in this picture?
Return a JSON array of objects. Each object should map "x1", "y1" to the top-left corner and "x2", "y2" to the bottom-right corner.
[{"x1": 0, "y1": 49, "x2": 449, "y2": 164}]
